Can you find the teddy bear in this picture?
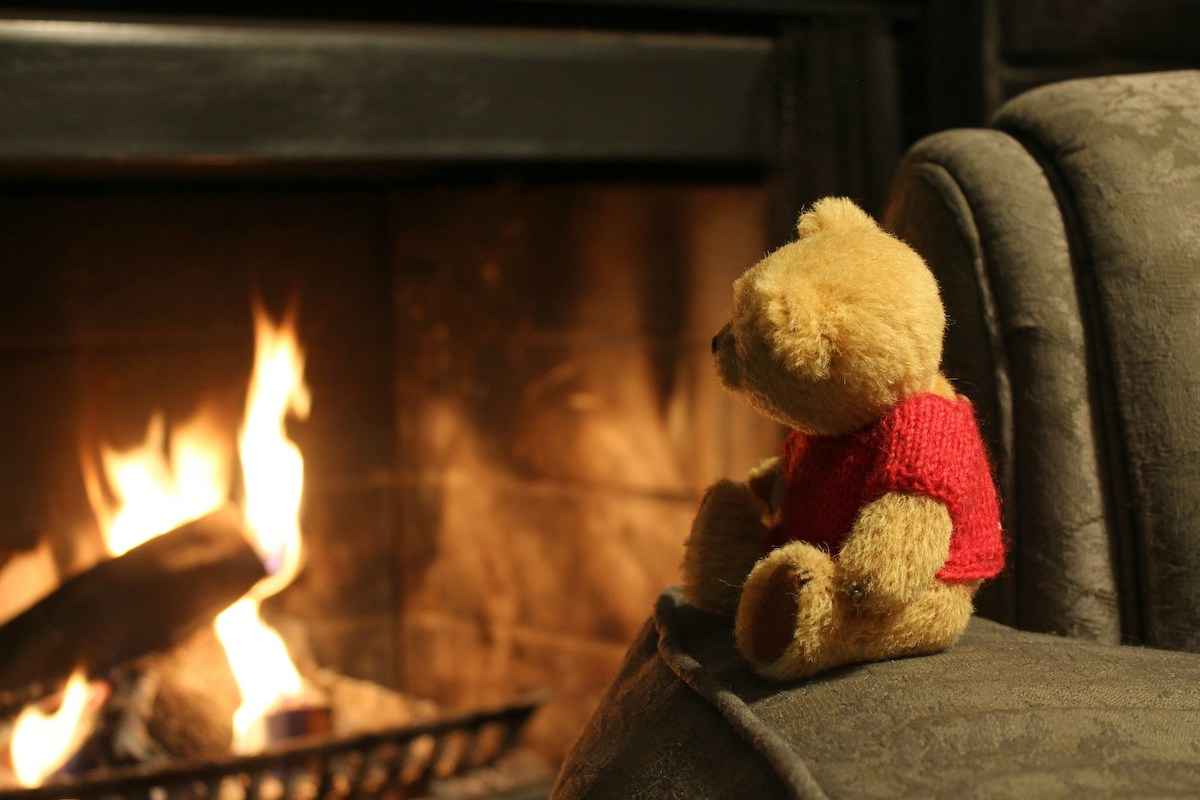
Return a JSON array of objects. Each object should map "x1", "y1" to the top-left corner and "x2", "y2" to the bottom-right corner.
[{"x1": 682, "y1": 196, "x2": 1005, "y2": 681}]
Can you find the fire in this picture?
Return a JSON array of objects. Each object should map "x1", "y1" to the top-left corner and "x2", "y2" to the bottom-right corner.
[
  {"x1": 8, "y1": 670, "x2": 107, "y2": 787},
  {"x1": 214, "y1": 304, "x2": 311, "y2": 753},
  {"x1": 233, "y1": 305, "x2": 309, "y2": 598},
  {"x1": 9, "y1": 300, "x2": 313, "y2": 781},
  {"x1": 89, "y1": 409, "x2": 231, "y2": 557},
  {"x1": 7, "y1": 408, "x2": 221, "y2": 784},
  {"x1": 213, "y1": 599, "x2": 304, "y2": 750}
]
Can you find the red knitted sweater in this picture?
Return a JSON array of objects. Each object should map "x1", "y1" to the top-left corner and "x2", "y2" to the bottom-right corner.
[{"x1": 764, "y1": 392, "x2": 1005, "y2": 582}]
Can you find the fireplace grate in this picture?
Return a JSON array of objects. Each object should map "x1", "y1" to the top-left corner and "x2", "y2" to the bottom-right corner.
[{"x1": 0, "y1": 697, "x2": 541, "y2": 800}]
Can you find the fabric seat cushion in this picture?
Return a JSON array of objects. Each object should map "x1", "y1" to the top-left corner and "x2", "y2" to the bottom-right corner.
[{"x1": 554, "y1": 588, "x2": 1200, "y2": 799}]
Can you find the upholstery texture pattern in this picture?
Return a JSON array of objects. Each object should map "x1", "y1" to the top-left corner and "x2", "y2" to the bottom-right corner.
[
  {"x1": 993, "y1": 70, "x2": 1200, "y2": 653},
  {"x1": 555, "y1": 588, "x2": 1200, "y2": 799},
  {"x1": 888, "y1": 71, "x2": 1200, "y2": 651}
]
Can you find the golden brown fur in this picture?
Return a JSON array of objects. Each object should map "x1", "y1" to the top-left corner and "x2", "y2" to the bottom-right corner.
[{"x1": 683, "y1": 197, "x2": 984, "y2": 680}]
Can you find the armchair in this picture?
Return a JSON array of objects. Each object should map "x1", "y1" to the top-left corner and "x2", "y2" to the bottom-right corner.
[{"x1": 553, "y1": 71, "x2": 1200, "y2": 798}]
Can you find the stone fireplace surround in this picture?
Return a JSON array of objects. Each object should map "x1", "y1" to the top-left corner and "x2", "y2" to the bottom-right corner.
[{"x1": 0, "y1": 1, "x2": 947, "y2": 762}]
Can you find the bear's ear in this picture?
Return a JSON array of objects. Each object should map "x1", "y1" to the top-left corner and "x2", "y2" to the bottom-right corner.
[{"x1": 796, "y1": 197, "x2": 879, "y2": 239}]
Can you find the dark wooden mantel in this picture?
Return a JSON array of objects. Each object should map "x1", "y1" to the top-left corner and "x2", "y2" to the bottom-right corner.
[{"x1": 0, "y1": 16, "x2": 775, "y2": 166}]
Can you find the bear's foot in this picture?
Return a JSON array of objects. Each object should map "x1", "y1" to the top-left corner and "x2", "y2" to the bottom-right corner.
[
  {"x1": 741, "y1": 559, "x2": 803, "y2": 661},
  {"x1": 734, "y1": 542, "x2": 838, "y2": 678}
]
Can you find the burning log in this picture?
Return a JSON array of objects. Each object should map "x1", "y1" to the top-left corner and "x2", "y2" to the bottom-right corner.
[
  {"x1": 134, "y1": 626, "x2": 241, "y2": 763},
  {"x1": 0, "y1": 508, "x2": 265, "y2": 716}
]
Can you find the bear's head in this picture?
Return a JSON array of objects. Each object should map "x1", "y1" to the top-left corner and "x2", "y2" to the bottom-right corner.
[{"x1": 711, "y1": 197, "x2": 945, "y2": 436}]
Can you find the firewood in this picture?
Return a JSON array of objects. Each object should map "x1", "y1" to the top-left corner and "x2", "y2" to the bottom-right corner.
[
  {"x1": 141, "y1": 625, "x2": 239, "y2": 761},
  {"x1": 0, "y1": 508, "x2": 264, "y2": 716}
]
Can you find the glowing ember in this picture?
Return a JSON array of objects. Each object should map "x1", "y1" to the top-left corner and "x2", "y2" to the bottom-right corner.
[{"x1": 9, "y1": 670, "x2": 108, "y2": 788}]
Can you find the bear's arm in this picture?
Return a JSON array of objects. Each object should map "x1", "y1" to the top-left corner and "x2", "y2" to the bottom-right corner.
[
  {"x1": 836, "y1": 492, "x2": 952, "y2": 614},
  {"x1": 681, "y1": 479, "x2": 770, "y2": 616},
  {"x1": 747, "y1": 456, "x2": 784, "y2": 516}
]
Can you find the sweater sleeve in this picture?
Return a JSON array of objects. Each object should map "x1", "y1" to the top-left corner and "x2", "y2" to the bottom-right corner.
[{"x1": 866, "y1": 394, "x2": 1006, "y2": 581}]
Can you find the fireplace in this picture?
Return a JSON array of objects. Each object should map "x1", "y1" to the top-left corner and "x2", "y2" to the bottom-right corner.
[{"x1": 0, "y1": 2, "x2": 964, "y2": 792}]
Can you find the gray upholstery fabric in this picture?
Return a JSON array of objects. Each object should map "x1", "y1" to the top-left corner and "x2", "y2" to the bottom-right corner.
[
  {"x1": 887, "y1": 71, "x2": 1200, "y2": 652},
  {"x1": 555, "y1": 588, "x2": 1200, "y2": 799},
  {"x1": 993, "y1": 71, "x2": 1200, "y2": 653}
]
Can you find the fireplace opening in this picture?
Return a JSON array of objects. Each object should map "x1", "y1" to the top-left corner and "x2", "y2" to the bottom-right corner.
[{"x1": 0, "y1": 174, "x2": 781, "y2": 789}]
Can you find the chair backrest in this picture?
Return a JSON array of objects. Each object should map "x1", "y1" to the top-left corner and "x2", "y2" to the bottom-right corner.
[{"x1": 884, "y1": 71, "x2": 1200, "y2": 652}]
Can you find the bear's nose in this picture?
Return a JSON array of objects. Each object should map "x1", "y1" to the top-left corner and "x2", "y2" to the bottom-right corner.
[{"x1": 711, "y1": 324, "x2": 731, "y2": 354}]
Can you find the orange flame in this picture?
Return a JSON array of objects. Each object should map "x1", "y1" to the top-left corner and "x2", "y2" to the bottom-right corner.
[
  {"x1": 8, "y1": 670, "x2": 108, "y2": 787},
  {"x1": 213, "y1": 303, "x2": 311, "y2": 753},
  {"x1": 48, "y1": 299, "x2": 312, "y2": 765},
  {"x1": 89, "y1": 408, "x2": 231, "y2": 557},
  {"x1": 10, "y1": 408, "x2": 222, "y2": 784},
  {"x1": 235, "y1": 304, "x2": 309, "y2": 597}
]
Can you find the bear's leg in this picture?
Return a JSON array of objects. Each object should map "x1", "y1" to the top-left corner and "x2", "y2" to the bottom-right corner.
[
  {"x1": 826, "y1": 581, "x2": 978, "y2": 669},
  {"x1": 734, "y1": 541, "x2": 839, "y2": 678},
  {"x1": 736, "y1": 547, "x2": 978, "y2": 680}
]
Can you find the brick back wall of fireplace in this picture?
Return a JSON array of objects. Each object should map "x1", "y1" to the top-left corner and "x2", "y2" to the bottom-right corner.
[{"x1": 0, "y1": 179, "x2": 777, "y2": 760}]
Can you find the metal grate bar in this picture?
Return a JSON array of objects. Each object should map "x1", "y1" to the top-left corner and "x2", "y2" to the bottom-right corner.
[{"x1": 0, "y1": 698, "x2": 540, "y2": 800}]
